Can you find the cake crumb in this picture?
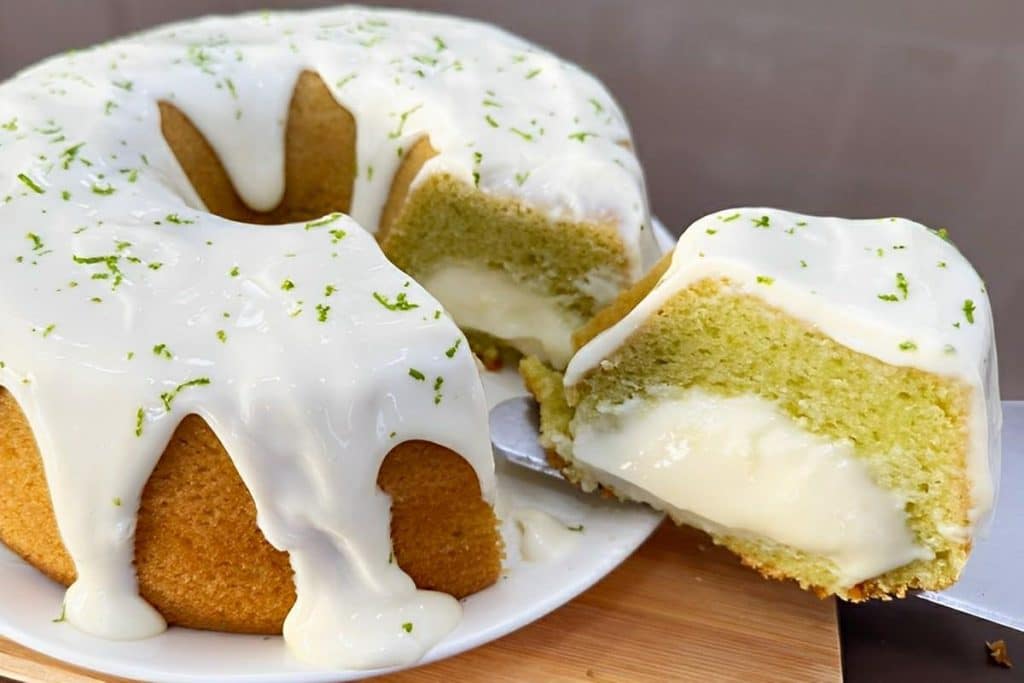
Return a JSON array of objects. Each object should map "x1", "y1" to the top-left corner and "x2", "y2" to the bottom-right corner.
[{"x1": 987, "y1": 640, "x2": 1012, "y2": 668}]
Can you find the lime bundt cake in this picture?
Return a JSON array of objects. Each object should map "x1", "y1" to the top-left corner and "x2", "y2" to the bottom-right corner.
[
  {"x1": 150, "y1": 7, "x2": 660, "y2": 369},
  {"x1": 523, "y1": 208, "x2": 1001, "y2": 600},
  {"x1": 0, "y1": 6, "x2": 686, "y2": 670}
]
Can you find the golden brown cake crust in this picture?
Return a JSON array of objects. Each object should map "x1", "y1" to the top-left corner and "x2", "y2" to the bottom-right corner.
[
  {"x1": 571, "y1": 250, "x2": 673, "y2": 350},
  {"x1": 0, "y1": 388, "x2": 502, "y2": 633}
]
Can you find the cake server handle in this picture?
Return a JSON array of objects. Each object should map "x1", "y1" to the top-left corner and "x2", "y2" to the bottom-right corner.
[{"x1": 489, "y1": 396, "x2": 565, "y2": 479}]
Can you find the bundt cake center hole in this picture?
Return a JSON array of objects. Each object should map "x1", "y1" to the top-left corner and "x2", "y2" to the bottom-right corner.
[{"x1": 159, "y1": 70, "x2": 356, "y2": 225}]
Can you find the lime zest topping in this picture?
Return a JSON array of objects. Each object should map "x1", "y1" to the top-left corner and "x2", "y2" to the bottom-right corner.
[
  {"x1": 525, "y1": 68, "x2": 541, "y2": 79},
  {"x1": 388, "y1": 104, "x2": 423, "y2": 139},
  {"x1": 281, "y1": 279, "x2": 295, "y2": 291},
  {"x1": 402, "y1": 622, "x2": 413, "y2": 633},
  {"x1": 568, "y1": 131, "x2": 596, "y2": 142},
  {"x1": 445, "y1": 338, "x2": 462, "y2": 358},
  {"x1": 514, "y1": 171, "x2": 530, "y2": 186},
  {"x1": 315, "y1": 303, "x2": 331, "y2": 322},
  {"x1": 40, "y1": 323, "x2": 57, "y2": 338},
  {"x1": 216, "y1": 330, "x2": 227, "y2": 343},
  {"x1": 589, "y1": 98, "x2": 604, "y2": 114},
  {"x1": 26, "y1": 233, "x2": 44, "y2": 251},
  {"x1": 877, "y1": 294, "x2": 899, "y2": 302},
  {"x1": 963, "y1": 299, "x2": 976, "y2": 324},
  {"x1": 408, "y1": 368, "x2": 425, "y2": 381},
  {"x1": 373, "y1": 291, "x2": 419, "y2": 311},
  {"x1": 755, "y1": 275, "x2": 774, "y2": 285},
  {"x1": 306, "y1": 212, "x2": 343, "y2": 230},
  {"x1": 509, "y1": 127, "x2": 533, "y2": 142},
  {"x1": 898, "y1": 341, "x2": 917, "y2": 351},
  {"x1": 485, "y1": 114, "x2": 499, "y2": 128},
  {"x1": 60, "y1": 142, "x2": 86, "y2": 169},
  {"x1": 720, "y1": 212, "x2": 740, "y2": 222},
  {"x1": 752, "y1": 215, "x2": 770, "y2": 228},
  {"x1": 112, "y1": 79, "x2": 133, "y2": 91},
  {"x1": 567, "y1": 524, "x2": 584, "y2": 532},
  {"x1": 152, "y1": 343, "x2": 172, "y2": 359},
  {"x1": 229, "y1": 265, "x2": 240, "y2": 277},
  {"x1": 113, "y1": 497, "x2": 122, "y2": 506},
  {"x1": 160, "y1": 377, "x2": 211, "y2": 412},
  {"x1": 165, "y1": 213, "x2": 194, "y2": 225},
  {"x1": 72, "y1": 253, "x2": 124, "y2": 289},
  {"x1": 433, "y1": 35, "x2": 446, "y2": 51},
  {"x1": 705, "y1": 228, "x2": 717, "y2": 235},
  {"x1": 433, "y1": 376, "x2": 444, "y2": 404},
  {"x1": 17, "y1": 173, "x2": 45, "y2": 194},
  {"x1": 896, "y1": 272, "x2": 909, "y2": 299},
  {"x1": 90, "y1": 182, "x2": 115, "y2": 196},
  {"x1": 329, "y1": 228, "x2": 347, "y2": 244}
]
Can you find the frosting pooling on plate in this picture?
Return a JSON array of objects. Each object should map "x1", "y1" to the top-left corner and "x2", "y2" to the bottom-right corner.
[
  {"x1": 566, "y1": 208, "x2": 1001, "y2": 529},
  {"x1": 0, "y1": 6, "x2": 619, "y2": 670}
]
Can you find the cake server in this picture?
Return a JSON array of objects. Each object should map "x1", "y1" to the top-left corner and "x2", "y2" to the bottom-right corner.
[{"x1": 489, "y1": 396, "x2": 1024, "y2": 632}]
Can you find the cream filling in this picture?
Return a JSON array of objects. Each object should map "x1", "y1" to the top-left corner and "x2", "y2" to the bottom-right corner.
[
  {"x1": 420, "y1": 262, "x2": 584, "y2": 369},
  {"x1": 571, "y1": 388, "x2": 932, "y2": 587}
]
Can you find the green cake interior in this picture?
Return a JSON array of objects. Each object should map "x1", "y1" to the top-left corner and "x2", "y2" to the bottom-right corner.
[
  {"x1": 381, "y1": 172, "x2": 635, "y2": 367},
  {"x1": 522, "y1": 276, "x2": 974, "y2": 599}
]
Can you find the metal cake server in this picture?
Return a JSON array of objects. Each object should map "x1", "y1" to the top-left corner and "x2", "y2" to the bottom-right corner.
[{"x1": 490, "y1": 396, "x2": 1024, "y2": 632}]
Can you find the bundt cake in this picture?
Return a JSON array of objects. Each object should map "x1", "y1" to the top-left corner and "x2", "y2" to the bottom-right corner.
[
  {"x1": 523, "y1": 208, "x2": 1001, "y2": 600},
  {"x1": 0, "y1": 5, "x2": 694, "y2": 670}
]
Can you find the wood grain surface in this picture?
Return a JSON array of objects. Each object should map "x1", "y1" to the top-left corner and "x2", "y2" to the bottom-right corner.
[{"x1": 0, "y1": 523, "x2": 840, "y2": 682}]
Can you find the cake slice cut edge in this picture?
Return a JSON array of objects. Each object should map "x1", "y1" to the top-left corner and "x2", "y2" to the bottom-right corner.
[{"x1": 522, "y1": 209, "x2": 999, "y2": 602}]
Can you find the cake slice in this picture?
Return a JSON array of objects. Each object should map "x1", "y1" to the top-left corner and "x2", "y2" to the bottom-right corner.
[{"x1": 523, "y1": 208, "x2": 1001, "y2": 599}]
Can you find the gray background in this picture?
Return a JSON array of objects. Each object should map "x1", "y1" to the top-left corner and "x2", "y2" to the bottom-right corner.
[
  {"x1": 2, "y1": 2, "x2": 1023, "y2": 681},
  {"x1": 2, "y1": 0, "x2": 1021, "y2": 397}
]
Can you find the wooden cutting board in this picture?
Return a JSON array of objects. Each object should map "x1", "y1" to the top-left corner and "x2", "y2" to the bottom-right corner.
[{"x1": 0, "y1": 523, "x2": 841, "y2": 682}]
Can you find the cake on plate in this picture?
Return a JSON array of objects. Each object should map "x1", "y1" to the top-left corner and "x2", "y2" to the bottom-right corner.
[
  {"x1": 523, "y1": 208, "x2": 1001, "y2": 599},
  {"x1": 0, "y1": 4, "x2": 664, "y2": 670}
]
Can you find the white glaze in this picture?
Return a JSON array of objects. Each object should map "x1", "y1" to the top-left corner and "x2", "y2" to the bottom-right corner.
[
  {"x1": 420, "y1": 262, "x2": 584, "y2": 368},
  {"x1": 566, "y1": 208, "x2": 1001, "y2": 532},
  {"x1": 3, "y1": 5, "x2": 654, "y2": 271},
  {"x1": 510, "y1": 509, "x2": 582, "y2": 563},
  {"x1": 572, "y1": 388, "x2": 931, "y2": 586},
  {"x1": 0, "y1": 5, "x2": 691, "y2": 668}
]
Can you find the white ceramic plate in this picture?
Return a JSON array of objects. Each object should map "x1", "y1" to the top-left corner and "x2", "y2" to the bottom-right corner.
[{"x1": 0, "y1": 223, "x2": 677, "y2": 682}]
